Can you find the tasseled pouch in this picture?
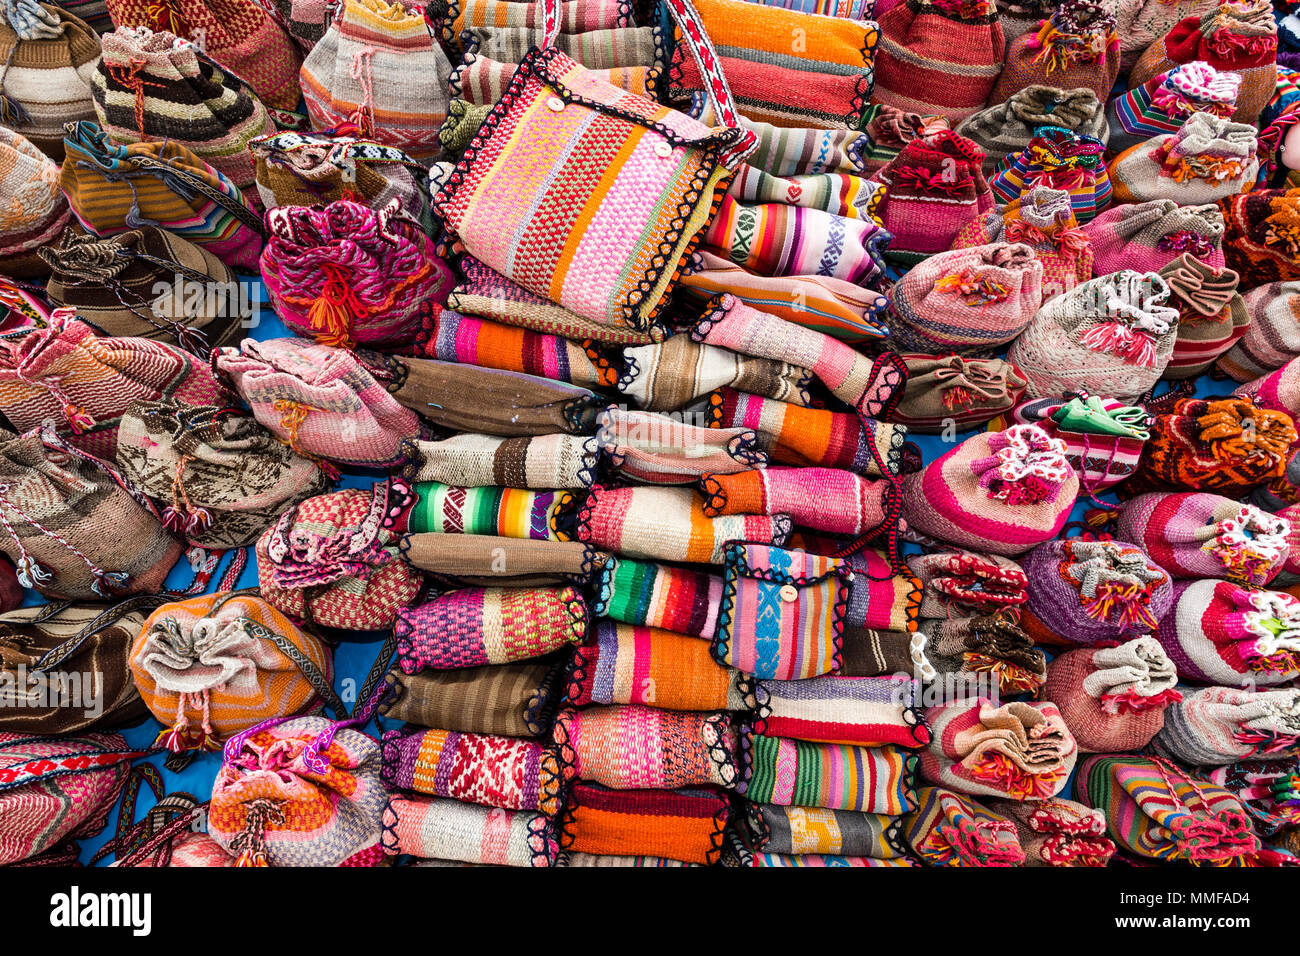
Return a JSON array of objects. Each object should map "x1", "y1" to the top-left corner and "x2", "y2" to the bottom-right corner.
[
  {"x1": 1217, "y1": 187, "x2": 1300, "y2": 288},
  {"x1": 988, "y1": 125, "x2": 1111, "y2": 223},
  {"x1": 922, "y1": 609, "x2": 1048, "y2": 698},
  {"x1": 1152, "y1": 686, "x2": 1300, "y2": 765},
  {"x1": 987, "y1": 796, "x2": 1115, "y2": 866},
  {"x1": 1155, "y1": 579, "x2": 1300, "y2": 686},
  {"x1": 1161, "y1": 254, "x2": 1248, "y2": 378},
  {"x1": 892, "y1": 354, "x2": 1028, "y2": 432},
  {"x1": 957, "y1": 85, "x2": 1109, "y2": 173},
  {"x1": 904, "y1": 785, "x2": 1026, "y2": 866},
  {"x1": 908, "y1": 549, "x2": 1028, "y2": 617},
  {"x1": 989, "y1": 0, "x2": 1119, "y2": 107},
  {"x1": 1106, "y1": 60, "x2": 1240, "y2": 154},
  {"x1": 1108, "y1": 112, "x2": 1259, "y2": 205},
  {"x1": 1081, "y1": 199, "x2": 1226, "y2": 274}
]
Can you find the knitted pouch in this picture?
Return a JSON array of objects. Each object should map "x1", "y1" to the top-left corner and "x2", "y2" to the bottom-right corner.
[
  {"x1": 0, "y1": 426, "x2": 181, "y2": 599},
  {"x1": 745, "y1": 804, "x2": 907, "y2": 860},
  {"x1": 900, "y1": 423, "x2": 1078, "y2": 556},
  {"x1": 921, "y1": 699, "x2": 1078, "y2": 800},
  {"x1": 1130, "y1": 396, "x2": 1297, "y2": 496},
  {"x1": 458, "y1": 22, "x2": 660, "y2": 66},
  {"x1": 60, "y1": 121, "x2": 264, "y2": 271},
  {"x1": 381, "y1": 793, "x2": 556, "y2": 866},
  {"x1": 699, "y1": 466, "x2": 891, "y2": 538},
  {"x1": 553, "y1": 703, "x2": 738, "y2": 791},
  {"x1": 1129, "y1": 0, "x2": 1278, "y2": 124},
  {"x1": 893, "y1": 355, "x2": 1028, "y2": 432},
  {"x1": 40, "y1": 227, "x2": 245, "y2": 349},
  {"x1": 1156, "y1": 578, "x2": 1300, "y2": 685},
  {"x1": 1008, "y1": 270, "x2": 1180, "y2": 401},
  {"x1": 842, "y1": 548, "x2": 922, "y2": 633},
  {"x1": 872, "y1": 0, "x2": 1004, "y2": 123},
  {"x1": 0, "y1": 1, "x2": 99, "y2": 162},
  {"x1": 1115, "y1": 0, "x2": 1220, "y2": 72},
  {"x1": 1076, "y1": 754, "x2": 1259, "y2": 864},
  {"x1": 572, "y1": 484, "x2": 792, "y2": 564},
  {"x1": 0, "y1": 598, "x2": 153, "y2": 734},
  {"x1": 452, "y1": 49, "x2": 660, "y2": 106},
  {"x1": 300, "y1": 0, "x2": 451, "y2": 159},
  {"x1": 255, "y1": 480, "x2": 421, "y2": 631},
  {"x1": 857, "y1": 104, "x2": 949, "y2": 175},
  {"x1": 734, "y1": 112, "x2": 871, "y2": 177},
  {"x1": 909, "y1": 549, "x2": 1028, "y2": 618},
  {"x1": 747, "y1": 674, "x2": 929, "y2": 749},
  {"x1": 1107, "y1": 60, "x2": 1240, "y2": 154},
  {"x1": 1153, "y1": 686, "x2": 1300, "y2": 765},
  {"x1": 620, "y1": 333, "x2": 811, "y2": 412},
  {"x1": 1236, "y1": 358, "x2": 1300, "y2": 421},
  {"x1": 116, "y1": 400, "x2": 329, "y2": 550},
  {"x1": 381, "y1": 725, "x2": 562, "y2": 814},
  {"x1": 1019, "y1": 538, "x2": 1174, "y2": 647},
  {"x1": 989, "y1": 125, "x2": 1111, "y2": 224},
  {"x1": 1109, "y1": 113, "x2": 1259, "y2": 205},
  {"x1": 888, "y1": 242, "x2": 1044, "y2": 354},
  {"x1": 1218, "y1": 188, "x2": 1300, "y2": 288},
  {"x1": 209, "y1": 714, "x2": 387, "y2": 866},
  {"x1": 957, "y1": 87, "x2": 1108, "y2": 174},
  {"x1": 215, "y1": 337, "x2": 425, "y2": 470},
  {"x1": 92, "y1": 27, "x2": 270, "y2": 191},
  {"x1": 590, "y1": 557, "x2": 723, "y2": 639},
  {"x1": 741, "y1": 731, "x2": 917, "y2": 814},
  {"x1": 402, "y1": 434, "x2": 597, "y2": 490},
  {"x1": 667, "y1": 0, "x2": 876, "y2": 129},
  {"x1": 840, "y1": 625, "x2": 928, "y2": 678},
  {"x1": 130, "y1": 592, "x2": 333, "y2": 753},
  {"x1": 1161, "y1": 254, "x2": 1248, "y2": 378},
  {"x1": 0, "y1": 127, "x2": 68, "y2": 277},
  {"x1": 407, "y1": 482, "x2": 569, "y2": 541},
  {"x1": 726, "y1": 165, "x2": 881, "y2": 220},
  {"x1": 381, "y1": 658, "x2": 563, "y2": 737},
  {"x1": 394, "y1": 585, "x2": 586, "y2": 672},
  {"x1": 1219, "y1": 283, "x2": 1300, "y2": 381},
  {"x1": 904, "y1": 785, "x2": 1025, "y2": 867},
  {"x1": 713, "y1": 543, "x2": 850, "y2": 680},
  {"x1": 986, "y1": 796, "x2": 1114, "y2": 866},
  {"x1": 398, "y1": 534, "x2": 600, "y2": 589},
  {"x1": 1116, "y1": 491, "x2": 1291, "y2": 585},
  {"x1": 991, "y1": 1, "x2": 1119, "y2": 107},
  {"x1": 0, "y1": 312, "x2": 231, "y2": 460},
  {"x1": 0, "y1": 731, "x2": 134, "y2": 865},
  {"x1": 1083, "y1": 200, "x2": 1225, "y2": 275},
  {"x1": 922, "y1": 609, "x2": 1048, "y2": 697},
  {"x1": 556, "y1": 782, "x2": 729, "y2": 865},
  {"x1": 568, "y1": 620, "x2": 745, "y2": 711},
  {"x1": 1044, "y1": 637, "x2": 1180, "y2": 753},
  {"x1": 261, "y1": 200, "x2": 451, "y2": 350},
  {"x1": 428, "y1": 0, "x2": 631, "y2": 60},
  {"x1": 599, "y1": 409, "x2": 763, "y2": 486}
]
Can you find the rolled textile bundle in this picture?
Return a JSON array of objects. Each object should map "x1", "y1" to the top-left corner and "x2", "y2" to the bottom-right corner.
[
  {"x1": 555, "y1": 783, "x2": 729, "y2": 866},
  {"x1": 380, "y1": 659, "x2": 565, "y2": 737},
  {"x1": 904, "y1": 786, "x2": 1026, "y2": 867},
  {"x1": 985, "y1": 797, "x2": 1115, "y2": 867},
  {"x1": 922, "y1": 610, "x2": 1049, "y2": 698},
  {"x1": 590, "y1": 557, "x2": 723, "y2": 640},
  {"x1": 1152, "y1": 686, "x2": 1300, "y2": 765},
  {"x1": 743, "y1": 804, "x2": 910, "y2": 861},
  {"x1": 1155, "y1": 579, "x2": 1300, "y2": 686},
  {"x1": 746, "y1": 675, "x2": 931, "y2": 749},
  {"x1": 401, "y1": 434, "x2": 597, "y2": 491}
]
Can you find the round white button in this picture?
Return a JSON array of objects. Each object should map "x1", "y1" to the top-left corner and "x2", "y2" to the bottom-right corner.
[
  {"x1": 654, "y1": 141, "x2": 673, "y2": 158},
  {"x1": 779, "y1": 584, "x2": 798, "y2": 603},
  {"x1": 547, "y1": 97, "x2": 565, "y2": 112}
]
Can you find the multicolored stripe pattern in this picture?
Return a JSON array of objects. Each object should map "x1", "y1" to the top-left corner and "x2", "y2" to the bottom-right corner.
[
  {"x1": 410, "y1": 481, "x2": 566, "y2": 540},
  {"x1": 592, "y1": 556, "x2": 724, "y2": 639},
  {"x1": 741, "y1": 732, "x2": 918, "y2": 814}
]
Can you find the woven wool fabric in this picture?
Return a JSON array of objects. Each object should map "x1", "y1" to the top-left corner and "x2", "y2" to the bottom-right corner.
[
  {"x1": 130, "y1": 592, "x2": 332, "y2": 749},
  {"x1": 394, "y1": 586, "x2": 587, "y2": 672},
  {"x1": 0, "y1": 315, "x2": 230, "y2": 462},
  {"x1": 208, "y1": 715, "x2": 387, "y2": 867},
  {"x1": 908, "y1": 549, "x2": 1027, "y2": 618},
  {"x1": 598, "y1": 408, "x2": 763, "y2": 486},
  {"x1": 0, "y1": 3, "x2": 99, "y2": 162},
  {"x1": 921, "y1": 699, "x2": 1078, "y2": 800},
  {"x1": 568, "y1": 620, "x2": 745, "y2": 711},
  {"x1": 989, "y1": 1, "x2": 1120, "y2": 107},
  {"x1": 407, "y1": 482, "x2": 568, "y2": 541},
  {"x1": 1116, "y1": 491, "x2": 1291, "y2": 586},
  {"x1": 268, "y1": 0, "x2": 334, "y2": 50},
  {"x1": 1236, "y1": 358, "x2": 1300, "y2": 421},
  {"x1": 1155, "y1": 578, "x2": 1300, "y2": 685},
  {"x1": 404, "y1": 435, "x2": 596, "y2": 491},
  {"x1": 50, "y1": 0, "x2": 113, "y2": 32},
  {"x1": 957, "y1": 86, "x2": 1109, "y2": 173},
  {"x1": 900, "y1": 423, "x2": 1079, "y2": 557},
  {"x1": 397, "y1": 533, "x2": 599, "y2": 588},
  {"x1": 1082, "y1": 200, "x2": 1226, "y2": 274},
  {"x1": 903, "y1": 785, "x2": 1025, "y2": 867},
  {"x1": 1152, "y1": 686, "x2": 1300, "y2": 766},
  {"x1": 1218, "y1": 188, "x2": 1300, "y2": 288},
  {"x1": 923, "y1": 610, "x2": 1048, "y2": 698},
  {"x1": 667, "y1": 0, "x2": 876, "y2": 128},
  {"x1": 892, "y1": 354, "x2": 1028, "y2": 432},
  {"x1": 746, "y1": 803, "x2": 906, "y2": 859},
  {"x1": 40, "y1": 227, "x2": 244, "y2": 348},
  {"x1": 460, "y1": 23, "x2": 660, "y2": 66},
  {"x1": 1075, "y1": 753, "x2": 1260, "y2": 864},
  {"x1": 0, "y1": 127, "x2": 68, "y2": 277},
  {"x1": 857, "y1": 104, "x2": 950, "y2": 175},
  {"x1": 260, "y1": 200, "x2": 451, "y2": 350},
  {"x1": 872, "y1": 0, "x2": 1004, "y2": 123},
  {"x1": 1043, "y1": 638, "x2": 1180, "y2": 753},
  {"x1": 888, "y1": 242, "x2": 1044, "y2": 354},
  {"x1": 557, "y1": 782, "x2": 729, "y2": 865},
  {"x1": 0, "y1": 730, "x2": 132, "y2": 865},
  {"x1": 429, "y1": 0, "x2": 631, "y2": 59},
  {"x1": 380, "y1": 793, "x2": 556, "y2": 866},
  {"x1": 215, "y1": 337, "x2": 426, "y2": 470},
  {"x1": 713, "y1": 543, "x2": 849, "y2": 680},
  {"x1": 1109, "y1": 114, "x2": 1259, "y2": 205},
  {"x1": 749, "y1": 674, "x2": 929, "y2": 749},
  {"x1": 1008, "y1": 270, "x2": 1180, "y2": 401},
  {"x1": 700, "y1": 466, "x2": 890, "y2": 538},
  {"x1": 705, "y1": 387, "x2": 906, "y2": 477},
  {"x1": 117, "y1": 400, "x2": 330, "y2": 550},
  {"x1": 573, "y1": 484, "x2": 792, "y2": 565},
  {"x1": 60, "y1": 121, "x2": 264, "y2": 271},
  {"x1": 620, "y1": 333, "x2": 811, "y2": 412},
  {"x1": 841, "y1": 548, "x2": 921, "y2": 634},
  {"x1": 591, "y1": 556, "x2": 722, "y2": 640},
  {"x1": 452, "y1": 50, "x2": 660, "y2": 106},
  {"x1": 680, "y1": 249, "x2": 890, "y2": 342},
  {"x1": 1019, "y1": 538, "x2": 1174, "y2": 647},
  {"x1": 727, "y1": 164, "x2": 880, "y2": 220},
  {"x1": 1161, "y1": 254, "x2": 1248, "y2": 377},
  {"x1": 381, "y1": 658, "x2": 563, "y2": 737},
  {"x1": 986, "y1": 796, "x2": 1115, "y2": 866},
  {"x1": 91, "y1": 27, "x2": 270, "y2": 191},
  {"x1": 726, "y1": 115, "x2": 868, "y2": 178},
  {"x1": 1207, "y1": 758, "x2": 1300, "y2": 837},
  {"x1": 255, "y1": 480, "x2": 422, "y2": 631},
  {"x1": 1115, "y1": 0, "x2": 1220, "y2": 72},
  {"x1": 299, "y1": 0, "x2": 451, "y2": 159},
  {"x1": 840, "y1": 626, "x2": 929, "y2": 678},
  {"x1": 1106, "y1": 60, "x2": 1241, "y2": 154},
  {"x1": 1128, "y1": 0, "x2": 1278, "y2": 124},
  {"x1": 741, "y1": 732, "x2": 917, "y2": 814},
  {"x1": 1218, "y1": 283, "x2": 1300, "y2": 381},
  {"x1": 380, "y1": 725, "x2": 562, "y2": 814},
  {"x1": 989, "y1": 126, "x2": 1112, "y2": 224}
]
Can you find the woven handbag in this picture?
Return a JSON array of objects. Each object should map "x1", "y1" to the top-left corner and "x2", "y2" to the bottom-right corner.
[{"x1": 433, "y1": 0, "x2": 757, "y2": 340}]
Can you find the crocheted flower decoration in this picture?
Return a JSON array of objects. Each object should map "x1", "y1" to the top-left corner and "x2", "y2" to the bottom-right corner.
[
  {"x1": 1241, "y1": 589, "x2": 1300, "y2": 675},
  {"x1": 972, "y1": 424, "x2": 1071, "y2": 504},
  {"x1": 1205, "y1": 504, "x2": 1291, "y2": 581},
  {"x1": 1064, "y1": 540, "x2": 1169, "y2": 630}
]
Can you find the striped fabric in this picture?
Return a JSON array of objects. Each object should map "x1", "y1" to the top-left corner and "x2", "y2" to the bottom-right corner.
[
  {"x1": 989, "y1": 131, "x2": 1113, "y2": 225},
  {"x1": 844, "y1": 552, "x2": 921, "y2": 634},
  {"x1": 741, "y1": 732, "x2": 918, "y2": 814},
  {"x1": 751, "y1": 675, "x2": 929, "y2": 748},
  {"x1": 409, "y1": 481, "x2": 568, "y2": 539},
  {"x1": 405, "y1": 435, "x2": 595, "y2": 490},
  {"x1": 747, "y1": 802, "x2": 906, "y2": 858},
  {"x1": 598, "y1": 407, "x2": 764, "y2": 484},
  {"x1": 742, "y1": 0, "x2": 872, "y2": 17},
  {"x1": 558, "y1": 782, "x2": 729, "y2": 865},
  {"x1": 715, "y1": 114, "x2": 867, "y2": 177},
  {"x1": 740, "y1": 850, "x2": 917, "y2": 866},
  {"x1": 453, "y1": 50, "x2": 659, "y2": 106},
  {"x1": 591, "y1": 556, "x2": 724, "y2": 639},
  {"x1": 462, "y1": 24, "x2": 662, "y2": 68},
  {"x1": 701, "y1": 466, "x2": 891, "y2": 537},
  {"x1": 904, "y1": 785, "x2": 1025, "y2": 866},
  {"x1": 729, "y1": 165, "x2": 881, "y2": 220},
  {"x1": 381, "y1": 659, "x2": 563, "y2": 737},
  {"x1": 620, "y1": 333, "x2": 812, "y2": 412},
  {"x1": 433, "y1": 0, "x2": 631, "y2": 57},
  {"x1": 381, "y1": 794, "x2": 556, "y2": 866}
]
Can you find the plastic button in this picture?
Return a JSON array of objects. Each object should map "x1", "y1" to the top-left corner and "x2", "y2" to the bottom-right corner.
[
  {"x1": 779, "y1": 584, "x2": 798, "y2": 603},
  {"x1": 547, "y1": 97, "x2": 565, "y2": 112},
  {"x1": 654, "y1": 141, "x2": 673, "y2": 158}
]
